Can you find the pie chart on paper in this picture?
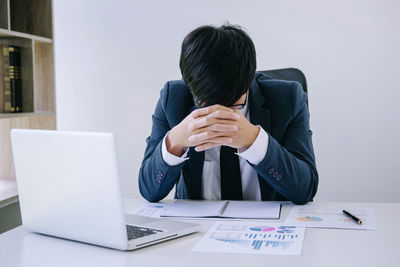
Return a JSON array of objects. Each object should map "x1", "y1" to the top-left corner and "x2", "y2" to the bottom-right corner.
[
  {"x1": 296, "y1": 216, "x2": 323, "y2": 222},
  {"x1": 249, "y1": 226, "x2": 276, "y2": 232}
]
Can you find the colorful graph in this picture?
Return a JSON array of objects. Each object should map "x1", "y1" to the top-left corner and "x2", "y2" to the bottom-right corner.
[
  {"x1": 279, "y1": 226, "x2": 297, "y2": 229},
  {"x1": 216, "y1": 238, "x2": 250, "y2": 247},
  {"x1": 193, "y1": 222, "x2": 305, "y2": 255},
  {"x1": 244, "y1": 233, "x2": 272, "y2": 238},
  {"x1": 251, "y1": 240, "x2": 293, "y2": 250},
  {"x1": 277, "y1": 229, "x2": 294, "y2": 233},
  {"x1": 212, "y1": 223, "x2": 301, "y2": 252},
  {"x1": 272, "y1": 233, "x2": 298, "y2": 240},
  {"x1": 217, "y1": 238, "x2": 297, "y2": 251},
  {"x1": 244, "y1": 229, "x2": 299, "y2": 241},
  {"x1": 296, "y1": 216, "x2": 323, "y2": 222},
  {"x1": 249, "y1": 226, "x2": 276, "y2": 232}
]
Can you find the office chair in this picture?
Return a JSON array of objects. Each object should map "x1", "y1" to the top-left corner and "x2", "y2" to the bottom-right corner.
[
  {"x1": 259, "y1": 68, "x2": 308, "y2": 107},
  {"x1": 258, "y1": 68, "x2": 309, "y2": 111},
  {"x1": 259, "y1": 68, "x2": 307, "y2": 93}
]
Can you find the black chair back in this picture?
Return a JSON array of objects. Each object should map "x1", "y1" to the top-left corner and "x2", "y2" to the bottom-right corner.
[
  {"x1": 259, "y1": 68, "x2": 308, "y2": 94},
  {"x1": 259, "y1": 68, "x2": 308, "y2": 107}
]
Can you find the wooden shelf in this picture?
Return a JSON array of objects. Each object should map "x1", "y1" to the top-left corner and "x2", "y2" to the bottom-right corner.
[
  {"x1": 10, "y1": 0, "x2": 52, "y2": 39},
  {"x1": 0, "y1": 112, "x2": 56, "y2": 180},
  {"x1": 0, "y1": 29, "x2": 52, "y2": 43},
  {"x1": 33, "y1": 41, "x2": 55, "y2": 111},
  {"x1": 0, "y1": 110, "x2": 54, "y2": 119},
  {"x1": 0, "y1": 0, "x2": 55, "y2": 181},
  {"x1": 0, "y1": 0, "x2": 8, "y2": 30}
]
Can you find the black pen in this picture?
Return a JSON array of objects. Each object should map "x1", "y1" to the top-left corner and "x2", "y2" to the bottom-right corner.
[{"x1": 343, "y1": 210, "x2": 363, "y2": 225}]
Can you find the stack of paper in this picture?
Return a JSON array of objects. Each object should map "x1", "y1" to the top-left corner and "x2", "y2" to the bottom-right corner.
[
  {"x1": 161, "y1": 200, "x2": 281, "y2": 219},
  {"x1": 131, "y1": 200, "x2": 281, "y2": 219}
]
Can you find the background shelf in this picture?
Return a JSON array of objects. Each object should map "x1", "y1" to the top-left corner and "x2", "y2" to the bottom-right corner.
[
  {"x1": 0, "y1": 29, "x2": 52, "y2": 43},
  {"x1": 0, "y1": 112, "x2": 56, "y2": 180},
  {"x1": 0, "y1": 0, "x2": 8, "y2": 30},
  {"x1": 0, "y1": 0, "x2": 55, "y2": 181},
  {"x1": 10, "y1": 0, "x2": 52, "y2": 39}
]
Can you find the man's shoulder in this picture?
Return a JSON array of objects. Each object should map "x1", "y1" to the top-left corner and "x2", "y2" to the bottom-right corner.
[
  {"x1": 158, "y1": 79, "x2": 193, "y2": 125},
  {"x1": 254, "y1": 72, "x2": 304, "y2": 96},
  {"x1": 160, "y1": 79, "x2": 192, "y2": 103},
  {"x1": 165, "y1": 79, "x2": 191, "y2": 93},
  {"x1": 253, "y1": 72, "x2": 307, "y2": 114}
]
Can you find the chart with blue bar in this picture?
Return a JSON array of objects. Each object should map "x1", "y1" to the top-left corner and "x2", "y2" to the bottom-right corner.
[{"x1": 192, "y1": 222, "x2": 305, "y2": 255}]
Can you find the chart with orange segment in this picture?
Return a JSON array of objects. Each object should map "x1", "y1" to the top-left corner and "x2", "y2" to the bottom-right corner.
[{"x1": 284, "y1": 203, "x2": 376, "y2": 230}]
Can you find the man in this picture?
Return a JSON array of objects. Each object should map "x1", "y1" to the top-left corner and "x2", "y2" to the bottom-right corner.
[{"x1": 138, "y1": 24, "x2": 318, "y2": 205}]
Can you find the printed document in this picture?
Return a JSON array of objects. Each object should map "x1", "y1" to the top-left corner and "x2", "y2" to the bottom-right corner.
[
  {"x1": 130, "y1": 200, "x2": 281, "y2": 219},
  {"x1": 284, "y1": 203, "x2": 376, "y2": 230},
  {"x1": 192, "y1": 221, "x2": 305, "y2": 255}
]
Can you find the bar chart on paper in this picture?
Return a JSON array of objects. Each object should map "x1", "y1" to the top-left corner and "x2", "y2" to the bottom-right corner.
[{"x1": 192, "y1": 222, "x2": 305, "y2": 255}]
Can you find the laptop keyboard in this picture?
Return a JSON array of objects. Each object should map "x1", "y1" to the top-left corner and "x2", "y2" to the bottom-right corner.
[{"x1": 126, "y1": 225, "x2": 163, "y2": 240}]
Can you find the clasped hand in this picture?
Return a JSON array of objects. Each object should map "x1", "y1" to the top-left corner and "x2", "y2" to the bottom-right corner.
[{"x1": 166, "y1": 104, "x2": 260, "y2": 156}]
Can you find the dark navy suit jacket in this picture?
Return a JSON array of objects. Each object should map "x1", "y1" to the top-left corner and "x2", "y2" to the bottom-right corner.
[{"x1": 138, "y1": 72, "x2": 318, "y2": 204}]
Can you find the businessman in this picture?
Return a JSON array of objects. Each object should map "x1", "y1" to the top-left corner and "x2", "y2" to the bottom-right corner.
[{"x1": 138, "y1": 24, "x2": 318, "y2": 204}]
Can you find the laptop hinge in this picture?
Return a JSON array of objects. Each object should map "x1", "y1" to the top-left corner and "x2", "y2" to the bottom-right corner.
[{"x1": 135, "y1": 234, "x2": 178, "y2": 247}]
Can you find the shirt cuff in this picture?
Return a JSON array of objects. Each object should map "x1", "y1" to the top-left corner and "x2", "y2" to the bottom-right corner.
[
  {"x1": 236, "y1": 126, "x2": 269, "y2": 165},
  {"x1": 161, "y1": 132, "x2": 189, "y2": 166}
]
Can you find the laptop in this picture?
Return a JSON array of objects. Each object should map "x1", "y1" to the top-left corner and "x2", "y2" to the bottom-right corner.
[{"x1": 10, "y1": 129, "x2": 199, "y2": 250}]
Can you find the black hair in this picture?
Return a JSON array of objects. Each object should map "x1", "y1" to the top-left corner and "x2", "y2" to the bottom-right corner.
[{"x1": 179, "y1": 24, "x2": 256, "y2": 107}]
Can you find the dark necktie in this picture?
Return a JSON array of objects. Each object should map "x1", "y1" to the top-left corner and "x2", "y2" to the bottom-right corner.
[{"x1": 220, "y1": 145, "x2": 243, "y2": 200}]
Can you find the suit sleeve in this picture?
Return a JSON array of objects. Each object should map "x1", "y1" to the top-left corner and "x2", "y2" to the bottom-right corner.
[
  {"x1": 251, "y1": 82, "x2": 319, "y2": 205},
  {"x1": 138, "y1": 82, "x2": 186, "y2": 202}
]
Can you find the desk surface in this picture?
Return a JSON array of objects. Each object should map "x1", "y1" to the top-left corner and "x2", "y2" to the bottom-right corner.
[{"x1": 1, "y1": 200, "x2": 399, "y2": 267}]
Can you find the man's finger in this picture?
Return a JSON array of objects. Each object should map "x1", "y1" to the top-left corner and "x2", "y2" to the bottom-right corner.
[
  {"x1": 207, "y1": 109, "x2": 240, "y2": 120},
  {"x1": 192, "y1": 123, "x2": 238, "y2": 134},
  {"x1": 195, "y1": 143, "x2": 221, "y2": 152},
  {"x1": 188, "y1": 132, "x2": 233, "y2": 145},
  {"x1": 191, "y1": 104, "x2": 233, "y2": 118},
  {"x1": 194, "y1": 138, "x2": 234, "y2": 152},
  {"x1": 189, "y1": 116, "x2": 237, "y2": 131}
]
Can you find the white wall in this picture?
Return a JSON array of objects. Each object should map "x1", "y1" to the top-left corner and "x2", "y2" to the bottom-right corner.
[{"x1": 53, "y1": 0, "x2": 400, "y2": 202}]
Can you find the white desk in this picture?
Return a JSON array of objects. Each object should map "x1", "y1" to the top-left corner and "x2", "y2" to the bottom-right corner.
[{"x1": 1, "y1": 199, "x2": 399, "y2": 267}]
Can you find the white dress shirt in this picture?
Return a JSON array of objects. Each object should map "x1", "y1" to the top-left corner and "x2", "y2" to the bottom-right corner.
[{"x1": 161, "y1": 95, "x2": 269, "y2": 200}]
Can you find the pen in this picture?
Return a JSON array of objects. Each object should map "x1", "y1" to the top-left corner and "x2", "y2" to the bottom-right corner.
[{"x1": 343, "y1": 210, "x2": 363, "y2": 225}]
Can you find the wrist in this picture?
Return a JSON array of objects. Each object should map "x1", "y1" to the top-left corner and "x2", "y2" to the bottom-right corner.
[
  {"x1": 247, "y1": 125, "x2": 260, "y2": 148},
  {"x1": 166, "y1": 128, "x2": 186, "y2": 157}
]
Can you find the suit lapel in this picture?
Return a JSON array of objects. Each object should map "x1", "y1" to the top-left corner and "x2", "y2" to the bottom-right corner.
[{"x1": 248, "y1": 79, "x2": 271, "y2": 133}]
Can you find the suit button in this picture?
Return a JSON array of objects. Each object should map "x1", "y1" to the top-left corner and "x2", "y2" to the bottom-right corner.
[
  {"x1": 268, "y1": 168, "x2": 275, "y2": 174},
  {"x1": 156, "y1": 171, "x2": 164, "y2": 183},
  {"x1": 277, "y1": 174, "x2": 282, "y2": 181},
  {"x1": 273, "y1": 171, "x2": 279, "y2": 178}
]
